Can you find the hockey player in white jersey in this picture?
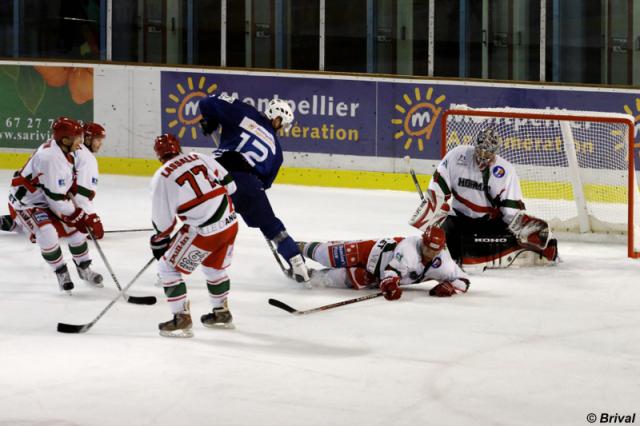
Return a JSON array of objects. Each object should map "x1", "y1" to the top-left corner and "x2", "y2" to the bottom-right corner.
[
  {"x1": 297, "y1": 226, "x2": 470, "y2": 299},
  {"x1": 409, "y1": 128, "x2": 558, "y2": 266},
  {"x1": 71, "y1": 122, "x2": 106, "y2": 239},
  {"x1": 150, "y1": 134, "x2": 239, "y2": 338},
  {"x1": 8, "y1": 117, "x2": 104, "y2": 293},
  {"x1": 2, "y1": 121, "x2": 106, "y2": 240}
]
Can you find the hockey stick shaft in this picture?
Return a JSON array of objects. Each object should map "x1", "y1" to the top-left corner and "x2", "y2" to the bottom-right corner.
[
  {"x1": 86, "y1": 227, "x2": 156, "y2": 305},
  {"x1": 403, "y1": 156, "x2": 425, "y2": 201},
  {"x1": 104, "y1": 228, "x2": 153, "y2": 234},
  {"x1": 269, "y1": 292, "x2": 384, "y2": 315},
  {"x1": 265, "y1": 236, "x2": 291, "y2": 277},
  {"x1": 57, "y1": 257, "x2": 156, "y2": 334}
]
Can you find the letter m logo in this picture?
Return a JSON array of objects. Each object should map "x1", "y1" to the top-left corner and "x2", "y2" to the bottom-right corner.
[
  {"x1": 411, "y1": 111, "x2": 431, "y2": 128},
  {"x1": 185, "y1": 101, "x2": 200, "y2": 118}
]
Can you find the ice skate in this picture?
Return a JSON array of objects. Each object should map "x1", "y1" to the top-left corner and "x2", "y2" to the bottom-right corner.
[
  {"x1": 289, "y1": 254, "x2": 312, "y2": 287},
  {"x1": 201, "y1": 301, "x2": 235, "y2": 329},
  {"x1": 75, "y1": 260, "x2": 104, "y2": 288},
  {"x1": 55, "y1": 265, "x2": 74, "y2": 295},
  {"x1": 159, "y1": 302, "x2": 193, "y2": 338}
]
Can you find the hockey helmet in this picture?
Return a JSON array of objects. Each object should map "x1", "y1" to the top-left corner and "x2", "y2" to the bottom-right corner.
[
  {"x1": 83, "y1": 122, "x2": 106, "y2": 139},
  {"x1": 154, "y1": 133, "x2": 181, "y2": 163},
  {"x1": 265, "y1": 98, "x2": 294, "y2": 131},
  {"x1": 473, "y1": 128, "x2": 500, "y2": 169},
  {"x1": 51, "y1": 117, "x2": 83, "y2": 141},
  {"x1": 422, "y1": 226, "x2": 446, "y2": 252}
]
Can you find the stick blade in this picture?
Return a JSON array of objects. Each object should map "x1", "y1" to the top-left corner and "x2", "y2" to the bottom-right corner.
[
  {"x1": 57, "y1": 322, "x2": 89, "y2": 334},
  {"x1": 268, "y1": 298, "x2": 299, "y2": 314},
  {"x1": 126, "y1": 295, "x2": 157, "y2": 305}
]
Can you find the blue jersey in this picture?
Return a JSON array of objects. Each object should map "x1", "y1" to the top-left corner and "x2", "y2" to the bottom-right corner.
[{"x1": 198, "y1": 94, "x2": 284, "y2": 189}]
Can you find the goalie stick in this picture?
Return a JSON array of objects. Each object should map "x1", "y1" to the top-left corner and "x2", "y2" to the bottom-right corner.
[
  {"x1": 268, "y1": 292, "x2": 383, "y2": 315},
  {"x1": 403, "y1": 156, "x2": 425, "y2": 201},
  {"x1": 86, "y1": 227, "x2": 157, "y2": 305},
  {"x1": 57, "y1": 257, "x2": 156, "y2": 334}
]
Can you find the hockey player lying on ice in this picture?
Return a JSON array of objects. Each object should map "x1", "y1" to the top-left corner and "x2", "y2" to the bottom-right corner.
[
  {"x1": 296, "y1": 226, "x2": 470, "y2": 300},
  {"x1": 408, "y1": 128, "x2": 558, "y2": 268}
]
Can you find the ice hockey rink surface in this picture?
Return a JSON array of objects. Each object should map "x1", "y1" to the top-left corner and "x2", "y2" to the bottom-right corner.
[{"x1": 0, "y1": 170, "x2": 638, "y2": 426}]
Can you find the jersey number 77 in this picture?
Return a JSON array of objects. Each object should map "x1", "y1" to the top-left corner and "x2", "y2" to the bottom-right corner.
[{"x1": 176, "y1": 165, "x2": 218, "y2": 197}]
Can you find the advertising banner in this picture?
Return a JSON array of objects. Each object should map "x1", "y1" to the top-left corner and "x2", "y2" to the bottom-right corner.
[
  {"x1": 0, "y1": 64, "x2": 94, "y2": 149},
  {"x1": 160, "y1": 70, "x2": 640, "y2": 166}
]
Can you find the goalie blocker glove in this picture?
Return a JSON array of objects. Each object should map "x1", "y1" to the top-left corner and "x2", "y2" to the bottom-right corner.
[
  {"x1": 507, "y1": 211, "x2": 551, "y2": 250},
  {"x1": 409, "y1": 190, "x2": 451, "y2": 232}
]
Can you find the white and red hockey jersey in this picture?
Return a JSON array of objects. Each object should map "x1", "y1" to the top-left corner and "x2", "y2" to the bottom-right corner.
[
  {"x1": 382, "y1": 236, "x2": 469, "y2": 289},
  {"x1": 9, "y1": 139, "x2": 77, "y2": 217},
  {"x1": 150, "y1": 152, "x2": 237, "y2": 238},
  {"x1": 428, "y1": 145, "x2": 525, "y2": 224},
  {"x1": 72, "y1": 145, "x2": 99, "y2": 215}
]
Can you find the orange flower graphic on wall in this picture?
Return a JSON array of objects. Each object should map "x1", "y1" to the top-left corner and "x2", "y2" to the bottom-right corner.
[{"x1": 34, "y1": 66, "x2": 93, "y2": 105}]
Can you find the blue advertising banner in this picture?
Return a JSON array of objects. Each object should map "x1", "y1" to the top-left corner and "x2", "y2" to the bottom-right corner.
[{"x1": 160, "y1": 70, "x2": 640, "y2": 166}]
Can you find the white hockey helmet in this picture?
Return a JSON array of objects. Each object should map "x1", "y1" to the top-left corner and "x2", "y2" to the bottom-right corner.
[{"x1": 265, "y1": 98, "x2": 294, "y2": 131}]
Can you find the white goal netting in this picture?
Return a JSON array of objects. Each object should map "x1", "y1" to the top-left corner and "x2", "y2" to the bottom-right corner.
[{"x1": 443, "y1": 106, "x2": 640, "y2": 258}]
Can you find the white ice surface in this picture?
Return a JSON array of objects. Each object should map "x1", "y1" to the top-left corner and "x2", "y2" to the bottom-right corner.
[{"x1": 1, "y1": 170, "x2": 639, "y2": 426}]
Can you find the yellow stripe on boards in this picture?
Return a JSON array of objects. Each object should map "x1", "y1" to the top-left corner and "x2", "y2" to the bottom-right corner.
[{"x1": 0, "y1": 153, "x2": 630, "y2": 201}]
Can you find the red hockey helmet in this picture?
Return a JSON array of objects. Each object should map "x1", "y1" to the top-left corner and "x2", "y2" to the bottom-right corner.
[
  {"x1": 83, "y1": 122, "x2": 106, "y2": 139},
  {"x1": 51, "y1": 117, "x2": 83, "y2": 141},
  {"x1": 154, "y1": 133, "x2": 181, "y2": 162},
  {"x1": 422, "y1": 226, "x2": 446, "y2": 251}
]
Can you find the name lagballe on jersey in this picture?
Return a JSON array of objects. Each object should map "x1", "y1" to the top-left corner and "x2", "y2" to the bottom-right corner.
[
  {"x1": 150, "y1": 152, "x2": 237, "y2": 237},
  {"x1": 429, "y1": 145, "x2": 525, "y2": 224},
  {"x1": 9, "y1": 139, "x2": 77, "y2": 218}
]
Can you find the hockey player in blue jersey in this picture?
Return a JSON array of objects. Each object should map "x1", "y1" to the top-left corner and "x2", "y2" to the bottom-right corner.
[{"x1": 198, "y1": 94, "x2": 311, "y2": 283}]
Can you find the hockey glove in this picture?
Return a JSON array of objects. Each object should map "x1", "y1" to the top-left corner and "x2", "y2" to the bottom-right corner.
[
  {"x1": 409, "y1": 190, "x2": 450, "y2": 232},
  {"x1": 379, "y1": 276, "x2": 402, "y2": 301},
  {"x1": 86, "y1": 214, "x2": 104, "y2": 239},
  {"x1": 62, "y1": 208, "x2": 89, "y2": 234},
  {"x1": 508, "y1": 211, "x2": 550, "y2": 250},
  {"x1": 429, "y1": 279, "x2": 470, "y2": 297},
  {"x1": 150, "y1": 235, "x2": 171, "y2": 260}
]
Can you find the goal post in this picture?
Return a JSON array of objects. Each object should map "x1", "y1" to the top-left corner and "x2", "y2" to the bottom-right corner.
[{"x1": 441, "y1": 106, "x2": 639, "y2": 258}]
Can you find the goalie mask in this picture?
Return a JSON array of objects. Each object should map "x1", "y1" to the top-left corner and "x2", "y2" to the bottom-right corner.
[
  {"x1": 473, "y1": 128, "x2": 500, "y2": 170},
  {"x1": 265, "y1": 99, "x2": 294, "y2": 131}
]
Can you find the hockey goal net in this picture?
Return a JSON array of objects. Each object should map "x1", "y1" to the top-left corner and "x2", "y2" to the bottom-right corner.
[{"x1": 442, "y1": 106, "x2": 640, "y2": 258}]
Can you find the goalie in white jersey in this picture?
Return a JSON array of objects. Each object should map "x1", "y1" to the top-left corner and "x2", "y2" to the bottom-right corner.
[
  {"x1": 409, "y1": 128, "x2": 558, "y2": 266},
  {"x1": 7, "y1": 117, "x2": 104, "y2": 293},
  {"x1": 297, "y1": 226, "x2": 470, "y2": 299},
  {"x1": 150, "y1": 134, "x2": 239, "y2": 338}
]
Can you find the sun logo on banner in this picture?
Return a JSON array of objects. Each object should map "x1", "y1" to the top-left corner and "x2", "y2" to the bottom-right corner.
[
  {"x1": 391, "y1": 87, "x2": 446, "y2": 151},
  {"x1": 623, "y1": 99, "x2": 640, "y2": 160},
  {"x1": 165, "y1": 76, "x2": 218, "y2": 140}
]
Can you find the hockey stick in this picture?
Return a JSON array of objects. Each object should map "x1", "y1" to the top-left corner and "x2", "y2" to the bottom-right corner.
[
  {"x1": 86, "y1": 227, "x2": 157, "y2": 305},
  {"x1": 268, "y1": 292, "x2": 384, "y2": 316},
  {"x1": 57, "y1": 257, "x2": 156, "y2": 334},
  {"x1": 403, "y1": 155, "x2": 425, "y2": 201},
  {"x1": 104, "y1": 228, "x2": 153, "y2": 234},
  {"x1": 265, "y1": 236, "x2": 291, "y2": 277}
]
